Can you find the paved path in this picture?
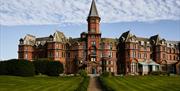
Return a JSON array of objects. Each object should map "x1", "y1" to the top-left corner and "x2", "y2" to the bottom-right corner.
[{"x1": 87, "y1": 76, "x2": 102, "y2": 91}]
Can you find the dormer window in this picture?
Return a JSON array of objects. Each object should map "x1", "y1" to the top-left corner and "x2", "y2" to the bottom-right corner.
[
  {"x1": 19, "y1": 38, "x2": 24, "y2": 44},
  {"x1": 141, "y1": 41, "x2": 144, "y2": 45}
]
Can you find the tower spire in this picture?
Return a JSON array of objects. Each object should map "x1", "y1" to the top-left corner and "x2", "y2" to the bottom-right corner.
[{"x1": 88, "y1": 0, "x2": 99, "y2": 17}]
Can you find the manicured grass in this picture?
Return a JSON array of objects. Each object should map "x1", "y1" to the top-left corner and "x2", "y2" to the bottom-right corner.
[
  {"x1": 0, "y1": 76, "x2": 83, "y2": 91},
  {"x1": 100, "y1": 76, "x2": 180, "y2": 91}
]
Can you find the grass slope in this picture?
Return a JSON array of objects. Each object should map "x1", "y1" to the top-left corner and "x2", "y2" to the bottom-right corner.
[
  {"x1": 0, "y1": 76, "x2": 82, "y2": 91},
  {"x1": 101, "y1": 76, "x2": 180, "y2": 91}
]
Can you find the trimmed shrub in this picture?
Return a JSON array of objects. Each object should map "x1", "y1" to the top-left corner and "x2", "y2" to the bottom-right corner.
[
  {"x1": 0, "y1": 61, "x2": 8, "y2": 75},
  {"x1": 99, "y1": 76, "x2": 115, "y2": 91},
  {"x1": 150, "y1": 71, "x2": 168, "y2": 76},
  {"x1": 33, "y1": 60, "x2": 49, "y2": 75},
  {"x1": 101, "y1": 71, "x2": 111, "y2": 77},
  {"x1": 0, "y1": 59, "x2": 35, "y2": 76},
  {"x1": 75, "y1": 77, "x2": 90, "y2": 91},
  {"x1": 33, "y1": 60, "x2": 64, "y2": 76},
  {"x1": 46, "y1": 61, "x2": 64, "y2": 76},
  {"x1": 78, "y1": 70, "x2": 87, "y2": 77}
]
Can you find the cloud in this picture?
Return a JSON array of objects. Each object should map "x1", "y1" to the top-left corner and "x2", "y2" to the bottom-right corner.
[{"x1": 0, "y1": 0, "x2": 180, "y2": 26}]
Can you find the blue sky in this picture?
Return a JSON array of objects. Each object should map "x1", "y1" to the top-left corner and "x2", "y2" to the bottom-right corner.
[{"x1": 0, "y1": 0, "x2": 180, "y2": 60}]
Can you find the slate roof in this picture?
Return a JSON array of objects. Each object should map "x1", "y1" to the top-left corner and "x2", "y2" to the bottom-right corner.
[
  {"x1": 88, "y1": 0, "x2": 99, "y2": 17},
  {"x1": 101, "y1": 38, "x2": 118, "y2": 43}
]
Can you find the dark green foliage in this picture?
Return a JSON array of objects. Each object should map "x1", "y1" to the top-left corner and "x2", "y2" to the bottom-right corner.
[
  {"x1": 78, "y1": 70, "x2": 87, "y2": 77},
  {"x1": 0, "y1": 59, "x2": 35, "y2": 76},
  {"x1": 150, "y1": 71, "x2": 168, "y2": 76},
  {"x1": 0, "y1": 61, "x2": 8, "y2": 75},
  {"x1": 99, "y1": 76, "x2": 115, "y2": 91},
  {"x1": 33, "y1": 60, "x2": 49, "y2": 74},
  {"x1": 46, "y1": 61, "x2": 64, "y2": 76},
  {"x1": 33, "y1": 60, "x2": 64, "y2": 76},
  {"x1": 101, "y1": 72, "x2": 111, "y2": 77},
  {"x1": 0, "y1": 59, "x2": 64, "y2": 77},
  {"x1": 75, "y1": 77, "x2": 90, "y2": 91}
]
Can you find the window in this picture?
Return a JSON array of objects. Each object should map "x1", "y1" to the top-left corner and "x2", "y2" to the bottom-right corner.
[
  {"x1": 109, "y1": 52, "x2": 113, "y2": 57},
  {"x1": 132, "y1": 51, "x2": 136, "y2": 58},
  {"x1": 56, "y1": 52, "x2": 59, "y2": 58},
  {"x1": 91, "y1": 29, "x2": 95, "y2": 33},
  {"x1": 49, "y1": 52, "x2": 53, "y2": 57},
  {"x1": 100, "y1": 52, "x2": 103, "y2": 58},
  {"x1": 141, "y1": 41, "x2": 144, "y2": 45},
  {"x1": 163, "y1": 47, "x2": 165, "y2": 51},
  {"x1": 90, "y1": 19, "x2": 95, "y2": 23},
  {"x1": 91, "y1": 58, "x2": 96, "y2": 61},
  {"x1": 56, "y1": 44, "x2": 59, "y2": 48},
  {"x1": 91, "y1": 41, "x2": 96, "y2": 46},
  {"x1": 144, "y1": 47, "x2": 147, "y2": 51},
  {"x1": 133, "y1": 44, "x2": 136, "y2": 49},
  {"x1": 25, "y1": 47, "x2": 28, "y2": 51},
  {"x1": 138, "y1": 53, "x2": 141, "y2": 58},
  {"x1": 108, "y1": 61, "x2": 111, "y2": 65},
  {"x1": 100, "y1": 43, "x2": 104, "y2": 49},
  {"x1": 109, "y1": 43, "x2": 113, "y2": 50},
  {"x1": 170, "y1": 55, "x2": 172, "y2": 60},
  {"x1": 91, "y1": 35, "x2": 95, "y2": 38},
  {"x1": 163, "y1": 54, "x2": 165, "y2": 59},
  {"x1": 144, "y1": 53, "x2": 147, "y2": 58},
  {"x1": 106, "y1": 67, "x2": 108, "y2": 72},
  {"x1": 25, "y1": 53, "x2": 28, "y2": 59}
]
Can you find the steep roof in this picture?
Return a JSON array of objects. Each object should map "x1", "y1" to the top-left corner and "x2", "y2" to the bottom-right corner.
[
  {"x1": 88, "y1": 0, "x2": 99, "y2": 17},
  {"x1": 119, "y1": 31, "x2": 130, "y2": 42},
  {"x1": 150, "y1": 34, "x2": 160, "y2": 45},
  {"x1": 101, "y1": 38, "x2": 118, "y2": 43},
  {"x1": 53, "y1": 31, "x2": 67, "y2": 42}
]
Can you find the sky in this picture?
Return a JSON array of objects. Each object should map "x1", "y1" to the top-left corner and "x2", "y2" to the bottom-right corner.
[{"x1": 0, "y1": 0, "x2": 180, "y2": 60}]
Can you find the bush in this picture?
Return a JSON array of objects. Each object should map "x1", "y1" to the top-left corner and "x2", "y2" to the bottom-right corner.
[
  {"x1": 46, "y1": 61, "x2": 64, "y2": 76},
  {"x1": 0, "y1": 59, "x2": 35, "y2": 76},
  {"x1": 75, "y1": 77, "x2": 90, "y2": 91},
  {"x1": 33, "y1": 60, "x2": 49, "y2": 74},
  {"x1": 150, "y1": 71, "x2": 168, "y2": 76},
  {"x1": 99, "y1": 76, "x2": 115, "y2": 91},
  {"x1": 101, "y1": 72, "x2": 111, "y2": 77},
  {"x1": 0, "y1": 61, "x2": 8, "y2": 75},
  {"x1": 33, "y1": 60, "x2": 64, "y2": 76},
  {"x1": 78, "y1": 70, "x2": 87, "y2": 77}
]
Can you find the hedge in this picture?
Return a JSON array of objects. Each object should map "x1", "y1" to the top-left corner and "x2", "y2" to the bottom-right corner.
[
  {"x1": 0, "y1": 59, "x2": 35, "y2": 76},
  {"x1": 75, "y1": 77, "x2": 90, "y2": 91},
  {"x1": 33, "y1": 60, "x2": 64, "y2": 76},
  {"x1": 0, "y1": 59, "x2": 64, "y2": 76}
]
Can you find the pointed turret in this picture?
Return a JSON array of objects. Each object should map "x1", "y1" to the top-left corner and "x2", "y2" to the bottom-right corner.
[
  {"x1": 88, "y1": 0, "x2": 99, "y2": 17},
  {"x1": 87, "y1": 0, "x2": 101, "y2": 33}
]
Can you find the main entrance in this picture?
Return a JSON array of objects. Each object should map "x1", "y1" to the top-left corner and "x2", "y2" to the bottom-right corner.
[{"x1": 92, "y1": 68, "x2": 96, "y2": 74}]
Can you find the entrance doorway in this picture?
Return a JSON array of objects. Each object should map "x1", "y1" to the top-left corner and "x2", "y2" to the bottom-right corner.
[
  {"x1": 148, "y1": 65, "x2": 152, "y2": 74},
  {"x1": 92, "y1": 68, "x2": 96, "y2": 74}
]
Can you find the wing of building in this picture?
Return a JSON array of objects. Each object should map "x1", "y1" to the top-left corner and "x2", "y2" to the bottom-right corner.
[{"x1": 18, "y1": 0, "x2": 180, "y2": 75}]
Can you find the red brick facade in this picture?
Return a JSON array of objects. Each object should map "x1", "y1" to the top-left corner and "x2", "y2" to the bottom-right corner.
[{"x1": 18, "y1": 0, "x2": 180, "y2": 75}]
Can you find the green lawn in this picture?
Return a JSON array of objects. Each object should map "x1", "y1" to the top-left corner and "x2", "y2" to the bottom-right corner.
[
  {"x1": 100, "y1": 76, "x2": 180, "y2": 91},
  {"x1": 0, "y1": 76, "x2": 83, "y2": 91}
]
